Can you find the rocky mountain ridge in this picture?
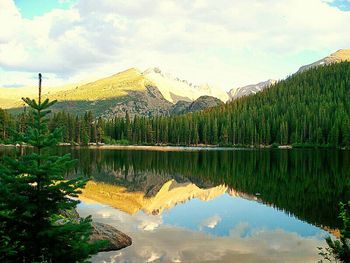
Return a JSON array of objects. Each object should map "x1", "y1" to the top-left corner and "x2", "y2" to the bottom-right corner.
[{"x1": 297, "y1": 49, "x2": 350, "y2": 73}]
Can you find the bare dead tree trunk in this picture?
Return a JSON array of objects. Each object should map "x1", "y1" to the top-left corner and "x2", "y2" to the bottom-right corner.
[{"x1": 38, "y1": 73, "x2": 42, "y2": 104}]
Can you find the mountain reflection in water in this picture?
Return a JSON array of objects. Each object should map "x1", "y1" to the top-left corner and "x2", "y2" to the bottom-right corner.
[
  {"x1": 57, "y1": 148, "x2": 350, "y2": 229},
  {"x1": 80, "y1": 180, "x2": 229, "y2": 215}
]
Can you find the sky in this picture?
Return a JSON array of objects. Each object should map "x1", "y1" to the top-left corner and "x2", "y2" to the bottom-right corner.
[{"x1": 0, "y1": 0, "x2": 350, "y2": 91}]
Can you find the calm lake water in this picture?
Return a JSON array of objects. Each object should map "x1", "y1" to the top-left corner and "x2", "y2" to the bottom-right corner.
[{"x1": 2, "y1": 147, "x2": 350, "y2": 262}]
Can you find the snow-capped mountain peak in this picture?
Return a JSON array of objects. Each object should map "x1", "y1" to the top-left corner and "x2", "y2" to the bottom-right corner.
[
  {"x1": 142, "y1": 67, "x2": 229, "y2": 103},
  {"x1": 228, "y1": 79, "x2": 277, "y2": 101}
]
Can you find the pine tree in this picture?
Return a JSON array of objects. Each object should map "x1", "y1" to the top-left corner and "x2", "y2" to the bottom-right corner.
[
  {"x1": 319, "y1": 202, "x2": 350, "y2": 262},
  {"x1": 0, "y1": 73, "x2": 105, "y2": 262}
]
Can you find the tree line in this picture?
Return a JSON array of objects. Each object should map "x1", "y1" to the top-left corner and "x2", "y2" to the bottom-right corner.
[
  {"x1": 1, "y1": 62, "x2": 350, "y2": 147},
  {"x1": 0, "y1": 110, "x2": 105, "y2": 145}
]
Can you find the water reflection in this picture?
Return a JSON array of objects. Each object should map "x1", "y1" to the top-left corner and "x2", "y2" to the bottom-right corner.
[{"x1": 2, "y1": 147, "x2": 349, "y2": 262}]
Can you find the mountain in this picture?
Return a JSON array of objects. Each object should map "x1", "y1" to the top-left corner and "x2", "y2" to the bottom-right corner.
[
  {"x1": 142, "y1": 67, "x2": 229, "y2": 103},
  {"x1": 171, "y1": 95, "x2": 224, "y2": 115},
  {"x1": 1, "y1": 67, "x2": 229, "y2": 118},
  {"x1": 297, "y1": 49, "x2": 350, "y2": 73},
  {"x1": 4, "y1": 49, "x2": 348, "y2": 118},
  {"x1": 42, "y1": 68, "x2": 176, "y2": 118},
  {"x1": 228, "y1": 79, "x2": 277, "y2": 101},
  {"x1": 1, "y1": 68, "x2": 174, "y2": 117}
]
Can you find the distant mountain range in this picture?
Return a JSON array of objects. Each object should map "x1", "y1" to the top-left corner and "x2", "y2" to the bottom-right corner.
[{"x1": 0, "y1": 49, "x2": 349, "y2": 118}]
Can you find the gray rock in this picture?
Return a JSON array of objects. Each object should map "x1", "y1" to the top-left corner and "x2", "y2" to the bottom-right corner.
[
  {"x1": 187, "y1": 96, "x2": 224, "y2": 112},
  {"x1": 170, "y1": 96, "x2": 223, "y2": 115},
  {"x1": 170, "y1": 100, "x2": 191, "y2": 115}
]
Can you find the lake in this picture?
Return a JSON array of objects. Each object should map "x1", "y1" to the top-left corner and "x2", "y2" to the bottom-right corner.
[{"x1": 2, "y1": 147, "x2": 350, "y2": 262}]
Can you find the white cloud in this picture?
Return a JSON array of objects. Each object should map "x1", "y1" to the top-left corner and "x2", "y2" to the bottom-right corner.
[
  {"x1": 0, "y1": 0, "x2": 350, "y2": 89},
  {"x1": 200, "y1": 215, "x2": 221, "y2": 229}
]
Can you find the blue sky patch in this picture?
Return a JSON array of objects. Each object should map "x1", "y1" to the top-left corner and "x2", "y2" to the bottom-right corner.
[
  {"x1": 326, "y1": 0, "x2": 350, "y2": 11},
  {"x1": 14, "y1": 0, "x2": 76, "y2": 19}
]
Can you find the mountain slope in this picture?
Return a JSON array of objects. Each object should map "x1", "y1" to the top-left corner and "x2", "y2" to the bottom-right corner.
[
  {"x1": 228, "y1": 79, "x2": 277, "y2": 101},
  {"x1": 298, "y1": 49, "x2": 350, "y2": 73}
]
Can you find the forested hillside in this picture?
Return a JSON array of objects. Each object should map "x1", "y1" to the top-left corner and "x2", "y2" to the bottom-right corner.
[
  {"x1": 102, "y1": 62, "x2": 350, "y2": 146},
  {"x1": 99, "y1": 62, "x2": 350, "y2": 146},
  {"x1": 1, "y1": 62, "x2": 350, "y2": 147}
]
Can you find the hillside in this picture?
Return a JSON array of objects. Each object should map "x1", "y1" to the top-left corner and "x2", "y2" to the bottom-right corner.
[{"x1": 102, "y1": 62, "x2": 350, "y2": 147}]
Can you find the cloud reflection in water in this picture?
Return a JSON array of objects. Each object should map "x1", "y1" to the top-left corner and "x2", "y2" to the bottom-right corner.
[{"x1": 78, "y1": 193, "x2": 327, "y2": 263}]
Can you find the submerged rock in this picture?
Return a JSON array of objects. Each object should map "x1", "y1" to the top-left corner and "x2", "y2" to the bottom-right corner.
[
  {"x1": 60, "y1": 208, "x2": 132, "y2": 252},
  {"x1": 91, "y1": 222, "x2": 132, "y2": 252}
]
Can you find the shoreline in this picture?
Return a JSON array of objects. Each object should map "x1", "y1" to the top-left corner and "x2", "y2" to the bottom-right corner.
[
  {"x1": 1, "y1": 143, "x2": 347, "y2": 151},
  {"x1": 74, "y1": 144, "x2": 245, "y2": 152}
]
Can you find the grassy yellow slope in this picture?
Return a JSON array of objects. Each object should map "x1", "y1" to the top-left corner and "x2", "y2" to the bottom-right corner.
[
  {"x1": 0, "y1": 68, "x2": 149, "y2": 109},
  {"x1": 46, "y1": 68, "x2": 148, "y2": 101}
]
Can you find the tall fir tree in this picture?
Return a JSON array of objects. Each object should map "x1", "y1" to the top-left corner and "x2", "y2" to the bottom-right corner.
[{"x1": 0, "y1": 73, "x2": 105, "y2": 262}]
